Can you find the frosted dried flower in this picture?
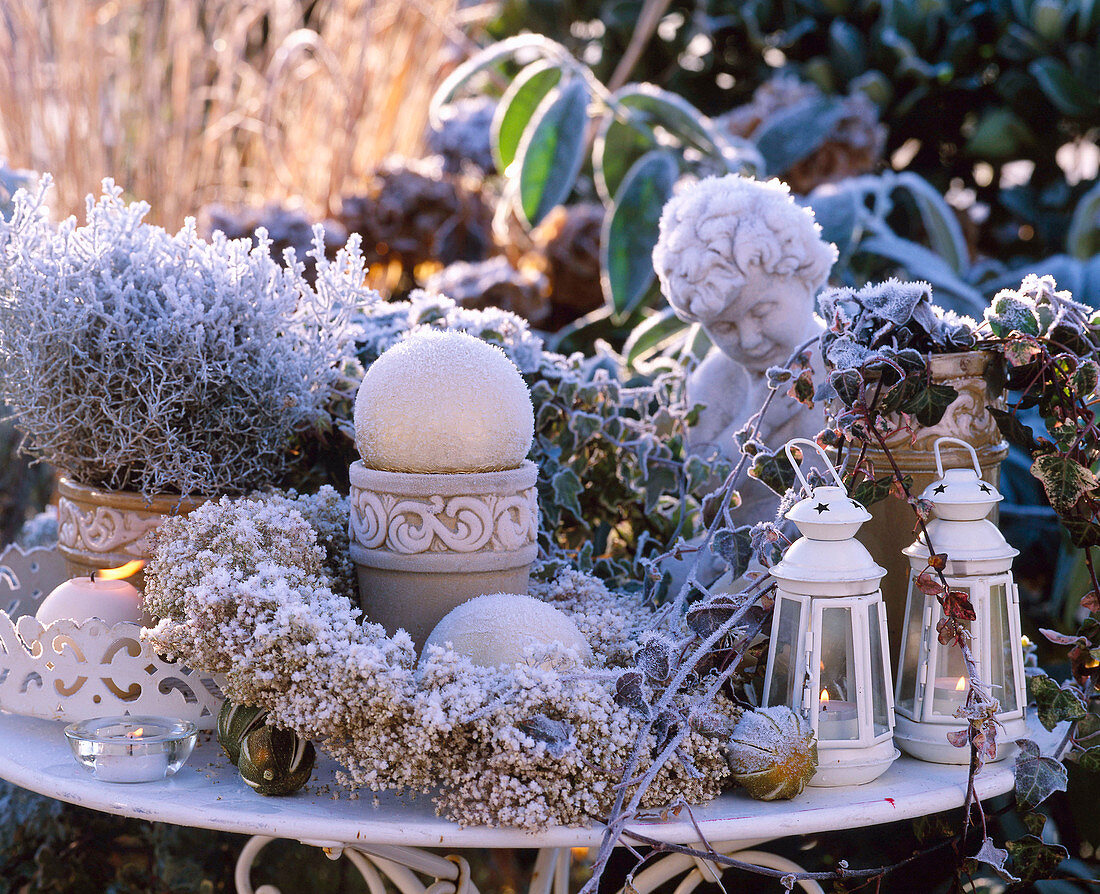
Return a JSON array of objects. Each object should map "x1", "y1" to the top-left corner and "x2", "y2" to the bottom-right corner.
[
  {"x1": 0, "y1": 177, "x2": 374, "y2": 495},
  {"x1": 145, "y1": 497, "x2": 735, "y2": 829}
]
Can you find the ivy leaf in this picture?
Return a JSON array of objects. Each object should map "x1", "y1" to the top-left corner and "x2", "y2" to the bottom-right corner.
[
  {"x1": 972, "y1": 837, "x2": 1020, "y2": 884},
  {"x1": 1074, "y1": 744, "x2": 1100, "y2": 773},
  {"x1": 1014, "y1": 738, "x2": 1068, "y2": 812},
  {"x1": 686, "y1": 594, "x2": 740, "y2": 639},
  {"x1": 988, "y1": 407, "x2": 1039, "y2": 452},
  {"x1": 517, "y1": 715, "x2": 573, "y2": 759},
  {"x1": 1004, "y1": 339, "x2": 1041, "y2": 367},
  {"x1": 1031, "y1": 454, "x2": 1099, "y2": 515},
  {"x1": 901, "y1": 383, "x2": 958, "y2": 427},
  {"x1": 942, "y1": 589, "x2": 977, "y2": 621},
  {"x1": 711, "y1": 527, "x2": 754, "y2": 580},
  {"x1": 786, "y1": 369, "x2": 815, "y2": 408},
  {"x1": 748, "y1": 447, "x2": 800, "y2": 496},
  {"x1": 634, "y1": 637, "x2": 672, "y2": 683},
  {"x1": 1072, "y1": 358, "x2": 1099, "y2": 397},
  {"x1": 1082, "y1": 590, "x2": 1100, "y2": 613},
  {"x1": 847, "y1": 473, "x2": 904, "y2": 509},
  {"x1": 1004, "y1": 835, "x2": 1069, "y2": 885},
  {"x1": 614, "y1": 670, "x2": 649, "y2": 715},
  {"x1": 550, "y1": 468, "x2": 584, "y2": 521},
  {"x1": 916, "y1": 570, "x2": 946, "y2": 597},
  {"x1": 829, "y1": 368, "x2": 864, "y2": 406},
  {"x1": 1039, "y1": 627, "x2": 1086, "y2": 646},
  {"x1": 1027, "y1": 673, "x2": 1087, "y2": 731}
]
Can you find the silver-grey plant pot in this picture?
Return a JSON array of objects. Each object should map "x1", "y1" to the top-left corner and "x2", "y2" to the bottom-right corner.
[{"x1": 348, "y1": 460, "x2": 539, "y2": 647}]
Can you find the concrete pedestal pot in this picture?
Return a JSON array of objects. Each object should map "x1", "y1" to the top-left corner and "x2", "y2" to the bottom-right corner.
[
  {"x1": 348, "y1": 460, "x2": 539, "y2": 647},
  {"x1": 56, "y1": 478, "x2": 210, "y2": 591}
]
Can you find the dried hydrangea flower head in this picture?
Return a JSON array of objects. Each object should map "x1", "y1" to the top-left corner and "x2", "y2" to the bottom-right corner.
[
  {"x1": 422, "y1": 592, "x2": 594, "y2": 670},
  {"x1": 353, "y1": 329, "x2": 534, "y2": 473}
]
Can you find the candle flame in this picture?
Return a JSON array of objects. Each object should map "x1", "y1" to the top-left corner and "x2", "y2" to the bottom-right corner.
[
  {"x1": 820, "y1": 689, "x2": 829, "y2": 706},
  {"x1": 955, "y1": 676, "x2": 966, "y2": 691},
  {"x1": 128, "y1": 728, "x2": 144, "y2": 738},
  {"x1": 96, "y1": 560, "x2": 145, "y2": 581}
]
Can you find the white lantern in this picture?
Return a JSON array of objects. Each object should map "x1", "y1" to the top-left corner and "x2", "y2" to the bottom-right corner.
[
  {"x1": 894, "y1": 437, "x2": 1028, "y2": 764},
  {"x1": 762, "y1": 439, "x2": 899, "y2": 786}
]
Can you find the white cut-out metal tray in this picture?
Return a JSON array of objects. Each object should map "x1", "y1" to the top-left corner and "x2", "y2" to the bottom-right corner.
[{"x1": 0, "y1": 544, "x2": 222, "y2": 728}]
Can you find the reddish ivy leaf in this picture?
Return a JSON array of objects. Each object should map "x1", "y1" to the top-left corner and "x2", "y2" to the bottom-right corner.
[
  {"x1": 1005, "y1": 340, "x2": 1041, "y2": 367},
  {"x1": 916, "y1": 571, "x2": 945, "y2": 597},
  {"x1": 937, "y1": 617, "x2": 962, "y2": 646},
  {"x1": 928, "y1": 553, "x2": 948, "y2": 571},
  {"x1": 947, "y1": 729, "x2": 969, "y2": 748},
  {"x1": 786, "y1": 369, "x2": 815, "y2": 408},
  {"x1": 943, "y1": 589, "x2": 977, "y2": 621},
  {"x1": 1082, "y1": 591, "x2": 1100, "y2": 613},
  {"x1": 1040, "y1": 627, "x2": 1086, "y2": 647}
]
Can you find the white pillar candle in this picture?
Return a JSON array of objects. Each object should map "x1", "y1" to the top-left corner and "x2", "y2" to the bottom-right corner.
[{"x1": 36, "y1": 562, "x2": 144, "y2": 626}]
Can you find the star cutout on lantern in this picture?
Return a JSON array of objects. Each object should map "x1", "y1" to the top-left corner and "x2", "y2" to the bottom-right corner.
[
  {"x1": 813, "y1": 502, "x2": 830, "y2": 514},
  {"x1": 978, "y1": 483, "x2": 992, "y2": 494},
  {"x1": 933, "y1": 484, "x2": 948, "y2": 494}
]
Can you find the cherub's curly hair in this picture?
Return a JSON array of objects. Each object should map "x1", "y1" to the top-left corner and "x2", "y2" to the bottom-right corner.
[{"x1": 652, "y1": 175, "x2": 837, "y2": 323}]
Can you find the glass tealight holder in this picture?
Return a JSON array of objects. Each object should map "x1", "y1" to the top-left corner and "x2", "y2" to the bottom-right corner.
[{"x1": 65, "y1": 716, "x2": 197, "y2": 783}]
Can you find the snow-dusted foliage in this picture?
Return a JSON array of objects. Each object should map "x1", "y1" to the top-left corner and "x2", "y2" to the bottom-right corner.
[
  {"x1": 144, "y1": 495, "x2": 735, "y2": 828},
  {"x1": 0, "y1": 178, "x2": 374, "y2": 495},
  {"x1": 820, "y1": 277, "x2": 977, "y2": 371}
]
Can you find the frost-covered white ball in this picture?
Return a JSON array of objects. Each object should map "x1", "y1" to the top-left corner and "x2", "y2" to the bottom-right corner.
[
  {"x1": 423, "y1": 593, "x2": 594, "y2": 669},
  {"x1": 354, "y1": 330, "x2": 534, "y2": 473}
]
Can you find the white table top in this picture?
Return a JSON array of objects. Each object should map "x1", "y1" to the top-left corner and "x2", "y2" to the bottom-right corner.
[{"x1": 0, "y1": 711, "x2": 1021, "y2": 850}]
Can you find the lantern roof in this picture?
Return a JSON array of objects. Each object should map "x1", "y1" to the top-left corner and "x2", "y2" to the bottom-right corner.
[
  {"x1": 786, "y1": 485, "x2": 873, "y2": 540},
  {"x1": 920, "y1": 438, "x2": 1004, "y2": 522}
]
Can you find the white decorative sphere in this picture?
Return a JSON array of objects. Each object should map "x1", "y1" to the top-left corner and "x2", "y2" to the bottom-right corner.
[
  {"x1": 423, "y1": 593, "x2": 594, "y2": 669},
  {"x1": 354, "y1": 330, "x2": 534, "y2": 474}
]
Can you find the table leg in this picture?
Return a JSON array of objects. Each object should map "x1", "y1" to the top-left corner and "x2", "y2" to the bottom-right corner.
[
  {"x1": 233, "y1": 834, "x2": 481, "y2": 894},
  {"x1": 619, "y1": 840, "x2": 825, "y2": 894}
]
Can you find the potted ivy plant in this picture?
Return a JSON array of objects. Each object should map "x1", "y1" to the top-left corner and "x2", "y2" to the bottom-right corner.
[{"x1": 0, "y1": 178, "x2": 370, "y2": 582}]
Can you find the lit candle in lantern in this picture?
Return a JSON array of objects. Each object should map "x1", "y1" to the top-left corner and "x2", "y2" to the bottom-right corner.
[
  {"x1": 36, "y1": 561, "x2": 145, "y2": 626},
  {"x1": 932, "y1": 675, "x2": 968, "y2": 715},
  {"x1": 817, "y1": 689, "x2": 859, "y2": 740}
]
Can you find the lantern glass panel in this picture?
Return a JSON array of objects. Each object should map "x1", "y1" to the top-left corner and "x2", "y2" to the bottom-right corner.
[
  {"x1": 932, "y1": 601, "x2": 970, "y2": 716},
  {"x1": 988, "y1": 583, "x2": 1018, "y2": 713},
  {"x1": 868, "y1": 602, "x2": 890, "y2": 737},
  {"x1": 767, "y1": 596, "x2": 802, "y2": 708},
  {"x1": 818, "y1": 606, "x2": 858, "y2": 741},
  {"x1": 897, "y1": 580, "x2": 925, "y2": 716}
]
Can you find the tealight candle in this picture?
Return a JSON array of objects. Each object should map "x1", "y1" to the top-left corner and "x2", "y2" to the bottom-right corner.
[
  {"x1": 65, "y1": 716, "x2": 197, "y2": 783},
  {"x1": 932, "y1": 675, "x2": 969, "y2": 715},
  {"x1": 36, "y1": 561, "x2": 145, "y2": 626},
  {"x1": 817, "y1": 690, "x2": 859, "y2": 740}
]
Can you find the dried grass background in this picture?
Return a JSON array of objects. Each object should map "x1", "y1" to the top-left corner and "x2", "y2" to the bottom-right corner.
[{"x1": 0, "y1": 0, "x2": 462, "y2": 226}]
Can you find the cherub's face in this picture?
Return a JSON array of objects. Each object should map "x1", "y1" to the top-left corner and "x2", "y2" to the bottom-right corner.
[{"x1": 701, "y1": 264, "x2": 816, "y2": 373}]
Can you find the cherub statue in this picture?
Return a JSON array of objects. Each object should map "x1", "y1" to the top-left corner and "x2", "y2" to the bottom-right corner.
[{"x1": 653, "y1": 175, "x2": 837, "y2": 521}]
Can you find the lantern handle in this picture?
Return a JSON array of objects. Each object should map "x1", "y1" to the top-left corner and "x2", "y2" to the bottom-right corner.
[
  {"x1": 784, "y1": 438, "x2": 846, "y2": 495},
  {"x1": 933, "y1": 437, "x2": 983, "y2": 480}
]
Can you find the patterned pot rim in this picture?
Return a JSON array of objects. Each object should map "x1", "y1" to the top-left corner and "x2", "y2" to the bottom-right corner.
[
  {"x1": 57, "y1": 478, "x2": 211, "y2": 514},
  {"x1": 348, "y1": 460, "x2": 540, "y2": 570}
]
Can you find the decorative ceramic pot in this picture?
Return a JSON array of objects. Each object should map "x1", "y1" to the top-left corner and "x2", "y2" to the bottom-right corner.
[
  {"x1": 56, "y1": 478, "x2": 210, "y2": 590},
  {"x1": 348, "y1": 459, "x2": 539, "y2": 647},
  {"x1": 848, "y1": 351, "x2": 1007, "y2": 665}
]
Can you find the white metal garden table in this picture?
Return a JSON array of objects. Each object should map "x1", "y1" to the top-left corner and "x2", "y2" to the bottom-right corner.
[{"x1": 0, "y1": 710, "x2": 1029, "y2": 894}]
